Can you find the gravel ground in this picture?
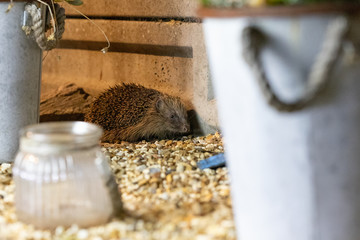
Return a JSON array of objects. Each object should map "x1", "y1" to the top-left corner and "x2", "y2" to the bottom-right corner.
[{"x1": 0, "y1": 133, "x2": 236, "y2": 240}]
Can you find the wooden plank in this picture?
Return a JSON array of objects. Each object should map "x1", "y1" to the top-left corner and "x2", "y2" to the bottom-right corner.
[
  {"x1": 47, "y1": 20, "x2": 205, "y2": 98},
  {"x1": 61, "y1": 0, "x2": 199, "y2": 18},
  {"x1": 60, "y1": 19, "x2": 198, "y2": 46},
  {"x1": 42, "y1": 50, "x2": 194, "y2": 102},
  {"x1": 0, "y1": 0, "x2": 199, "y2": 18}
]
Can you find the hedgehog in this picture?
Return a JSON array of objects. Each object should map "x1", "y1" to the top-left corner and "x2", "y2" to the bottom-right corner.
[{"x1": 85, "y1": 83, "x2": 190, "y2": 143}]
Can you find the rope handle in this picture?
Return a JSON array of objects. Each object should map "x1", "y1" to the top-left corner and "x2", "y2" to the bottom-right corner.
[
  {"x1": 23, "y1": 3, "x2": 66, "y2": 51},
  {"x1": 242, "y1": 17, "x2": 349, "y2": 112}
]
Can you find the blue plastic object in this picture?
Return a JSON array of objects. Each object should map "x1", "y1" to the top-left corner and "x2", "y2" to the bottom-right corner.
[{"x1": 197, "y1": 153, "x2": 226, "y2": 170}]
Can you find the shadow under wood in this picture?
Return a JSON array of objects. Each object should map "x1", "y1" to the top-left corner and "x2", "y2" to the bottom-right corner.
[
  {"x1": 40, "y1": 110, "x2": 219, "y2": 137},
  {"x1": 188, "y1": 110, "x2": 219, "y2": 136},
  {"x1": 58, "y1": 41, "x2": 193, "y2": 58},
  {"x1": 40, "y1": 113, "x2": 85, "y2": 123}
]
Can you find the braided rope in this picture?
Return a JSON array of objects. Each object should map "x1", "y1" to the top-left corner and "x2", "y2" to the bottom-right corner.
[
  {"x1": 24, "y1": 3, "x2": 66, "y2": 51},
  {"x1": 242, "y1": 17, "x2": 349, "y2": 112}
]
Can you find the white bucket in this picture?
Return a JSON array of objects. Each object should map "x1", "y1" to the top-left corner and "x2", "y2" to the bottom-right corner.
[
  {"x1": 0, "y1": 2, "x2": 42, "y2": 163},
  {"x1": 203, "y1": 12, "x2": 360, "y2": 240}
]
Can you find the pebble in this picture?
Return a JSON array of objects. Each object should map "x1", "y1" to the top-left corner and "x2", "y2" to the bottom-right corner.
[
  {"x1": 137, "y1": 165, "x2": 147, "y2": 172},
  {"x1": 0, "y1": 133, "x2": 236, "y2": 240},
  {"x1": 190, "y1": 160, "x2": 197, "y2": 167},
  {"x1": 176, "y1": 164, "x2": 185, "y2": 172},
  {"x1": 149, "y1": 166, "x2": 161, "y2": 174},
  {"x1": 77, "y1": 229, "x2": 89, "y2": 239},
  {"x1": 166, "y1": 174, "x2": 172, "y2": 183},
  {"x1": 0, "y1": 163, "x2": 11, "y2": 172}
]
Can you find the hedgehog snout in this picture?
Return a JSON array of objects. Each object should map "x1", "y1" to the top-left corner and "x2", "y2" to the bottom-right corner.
[
  {"x1": 167, "y1": 122, "x2": 189, "y2": 133},
  {"x1": 181, "y1": 123, "x2": 190, "y2": 133}
]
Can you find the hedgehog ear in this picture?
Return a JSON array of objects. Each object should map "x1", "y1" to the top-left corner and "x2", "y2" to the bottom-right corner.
[{"x1": 155, "y1": 98, "x2": 165, "y2": 112}]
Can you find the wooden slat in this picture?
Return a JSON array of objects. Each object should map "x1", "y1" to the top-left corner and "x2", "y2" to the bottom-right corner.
[
  {"x1": 61, "y1": 19, "x2": 197, "y2": 46},
  {"x1": 61, "y1": 0, "x2": 199, "y2": 18},
  {"x1": 44, "y1": 20, "x2": 203, "y2": 96},
  {"x1": 0, "y1": 0, "x2": 199, "y2": 18},
  {"x1": 42, "y1": 50, "x2": 194, "y2": 102}
]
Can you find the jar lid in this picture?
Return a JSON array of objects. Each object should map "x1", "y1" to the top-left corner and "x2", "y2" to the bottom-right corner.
[{"x1": 19, "y1": 121, "x2": 103, "y2": 154}]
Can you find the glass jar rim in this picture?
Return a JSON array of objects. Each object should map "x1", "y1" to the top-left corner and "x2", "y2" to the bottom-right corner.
[{"x1": 20, "y1": 121, "x2": 103, "y2": 151}]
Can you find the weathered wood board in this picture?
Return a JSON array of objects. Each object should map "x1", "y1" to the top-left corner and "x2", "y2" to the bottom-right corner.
[{"x1": 62, "y1": 0, "x2": 199, "y2": 17}]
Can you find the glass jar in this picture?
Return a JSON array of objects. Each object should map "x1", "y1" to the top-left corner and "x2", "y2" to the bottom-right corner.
[{"x1": 12, "y1": 121, "x2": 122, "y2": 229}]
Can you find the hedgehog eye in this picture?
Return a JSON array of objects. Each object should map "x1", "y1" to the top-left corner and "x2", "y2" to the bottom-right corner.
[{"x1": 170, "y1": 114, "x2": 175, "y2": 119}]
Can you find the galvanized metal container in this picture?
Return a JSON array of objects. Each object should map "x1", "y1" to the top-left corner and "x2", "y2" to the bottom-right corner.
[
  {"x1": 202, "y1": 6, "x2": 360, "y2": 240},
  {"x1": 0, "y1": 2, "x2": 42, "y2": 163}
]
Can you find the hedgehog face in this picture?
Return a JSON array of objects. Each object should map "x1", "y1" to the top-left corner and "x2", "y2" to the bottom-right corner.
[{"x1": 155, "y1": 96, "x2": 190, "y2": 133}]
